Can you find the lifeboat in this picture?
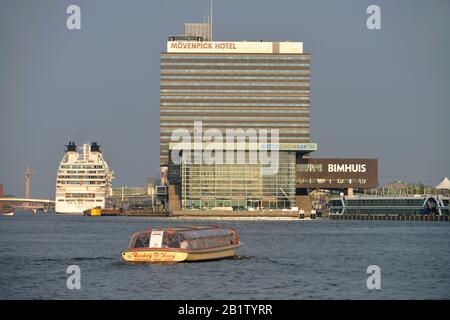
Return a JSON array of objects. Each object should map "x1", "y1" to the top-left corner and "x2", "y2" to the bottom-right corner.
[{"x1": 122, "y1": 225, "x2": 240, "y2": 263}]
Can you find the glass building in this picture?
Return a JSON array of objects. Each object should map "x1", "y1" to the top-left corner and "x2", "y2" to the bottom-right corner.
[
  {"x1": 180, "y1": 151, "x2": 296, "y2": 210},
  {"x1": 160, "y1": 39, "x2": 316, "y2": 210}
]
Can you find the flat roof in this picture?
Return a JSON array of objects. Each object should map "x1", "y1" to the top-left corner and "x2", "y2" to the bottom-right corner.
[{"x1": 167, "y1": 41, "x2": 303, "y2": 54}]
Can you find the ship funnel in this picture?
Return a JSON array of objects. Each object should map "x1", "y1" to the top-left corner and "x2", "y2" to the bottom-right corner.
[
  {"x1": 91, "y1": 142, "x2": 101, "y2": 152},
  {"x1": 66, "y1": 141, "x2": 77, "y2": 152}
]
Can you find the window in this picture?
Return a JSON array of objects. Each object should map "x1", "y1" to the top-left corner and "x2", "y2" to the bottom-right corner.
[{"x1": 132, "y1": 233, "x2": 150, "y2": 248}]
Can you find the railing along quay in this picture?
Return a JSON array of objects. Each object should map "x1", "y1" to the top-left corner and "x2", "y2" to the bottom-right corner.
[{"x1": 330, "y1": 214, "x2": 449, "y2": 221}]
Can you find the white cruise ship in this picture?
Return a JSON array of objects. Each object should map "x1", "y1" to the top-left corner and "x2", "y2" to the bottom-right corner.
[{"x1": 55, "y1": 142, "x2": 114, "y2": 214}]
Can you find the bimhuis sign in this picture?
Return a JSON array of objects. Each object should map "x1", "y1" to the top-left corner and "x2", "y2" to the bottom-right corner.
[{"x1": 296, "y1": 158, "x2": 378, "y2": 189}]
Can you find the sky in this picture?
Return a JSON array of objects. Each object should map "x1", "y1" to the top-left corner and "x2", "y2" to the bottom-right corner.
[{"x1": 0, "y1": 0, "x2": 449, "y2": 198}]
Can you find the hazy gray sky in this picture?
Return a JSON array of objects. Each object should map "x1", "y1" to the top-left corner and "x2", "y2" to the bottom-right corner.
[{"x1": 1, "y1": 0, "x2": 449, "y2": 198}]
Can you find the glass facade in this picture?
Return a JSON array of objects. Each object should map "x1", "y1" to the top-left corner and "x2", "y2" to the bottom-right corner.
[
  {"x1": 160, "y1": 52, "x2": 310, "y2": 166},
  {"x1": 181, "y1": 151, "x2": 296, "y2": 210}
]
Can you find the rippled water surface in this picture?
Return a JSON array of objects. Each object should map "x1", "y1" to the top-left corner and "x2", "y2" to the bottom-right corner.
[{"x1": 1, "y1": 212, "x2": 449, "y2": 299}]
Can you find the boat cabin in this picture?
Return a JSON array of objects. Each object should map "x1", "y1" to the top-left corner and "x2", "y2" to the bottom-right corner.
[{"x1": 128, "y1": 225, "x2": 239, "y2": 251}]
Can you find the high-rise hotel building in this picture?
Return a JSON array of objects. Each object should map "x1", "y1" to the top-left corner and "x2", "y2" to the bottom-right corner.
[{"x1": 160, "y1": 36, "x2": 316, "y2": 211}]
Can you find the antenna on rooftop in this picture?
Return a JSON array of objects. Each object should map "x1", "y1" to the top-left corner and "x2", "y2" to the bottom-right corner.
[{"x1": 210, "y1": 0, "x2": 213, "y2": 40}]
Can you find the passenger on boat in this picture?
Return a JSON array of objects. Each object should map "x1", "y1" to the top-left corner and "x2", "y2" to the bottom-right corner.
[
  {"x1": 229, "y1": 233, "x2": 235, "y2": 245},
  {"x1": 162, "y1": 234, "x2": 179, "y2": 248},
  {"x1": 134, "y1": 234, "x2": 149, "y2": 248},
  {"x1": 180, "y1": 240, "x2": 189, "y2": 249}
]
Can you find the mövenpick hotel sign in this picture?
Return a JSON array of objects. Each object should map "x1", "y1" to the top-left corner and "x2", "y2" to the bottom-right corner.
[
  {"x1": 167, "y1": 41, "x2": 303, "y2": 54},
  {"x1": 296, "y1": 158, "x2": 378, "y2": 189}
]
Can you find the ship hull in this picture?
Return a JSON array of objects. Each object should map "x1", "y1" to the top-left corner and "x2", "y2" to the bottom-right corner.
[{"x1": 55, "y1": 198, "x2": 105, "y2": 214}]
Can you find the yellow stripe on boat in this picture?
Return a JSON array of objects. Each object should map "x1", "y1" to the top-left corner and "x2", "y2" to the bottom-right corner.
[
  {"x1": 122, "y1": 250, "x2": 188, "y2": 262},
  {"x1": 122, "y1": 245, "x2": 239, "y2": 263}
]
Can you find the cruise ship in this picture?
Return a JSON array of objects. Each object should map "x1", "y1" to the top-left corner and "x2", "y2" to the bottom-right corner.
[{"x1": 55, "y1": 142, "x2": 114, "y2": 214}]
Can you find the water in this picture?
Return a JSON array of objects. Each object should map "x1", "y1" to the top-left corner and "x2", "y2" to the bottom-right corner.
[{"x1": 0, "y1": 212, "x2": 449, "y2": 299}]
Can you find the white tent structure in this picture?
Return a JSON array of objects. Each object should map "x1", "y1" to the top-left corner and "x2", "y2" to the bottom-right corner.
[{"x1": 435, "y1": 177, "x2": 450, "y2": 190}]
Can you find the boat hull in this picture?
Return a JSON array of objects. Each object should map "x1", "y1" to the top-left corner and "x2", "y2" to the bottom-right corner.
[
  {"x1": 185, "y1": 246, "x2": 238, "y2": 261},
  {"x1": 122, "y1": 245, "x2": 239, "y2": 263}
]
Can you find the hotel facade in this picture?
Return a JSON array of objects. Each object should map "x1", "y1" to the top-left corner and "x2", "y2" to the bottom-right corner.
[{"x1": 160, "y1": 37, "x2": 319, "y2": 211}]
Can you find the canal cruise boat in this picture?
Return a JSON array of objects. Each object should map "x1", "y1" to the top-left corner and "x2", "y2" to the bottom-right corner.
[
  {"x1": 122, "y1": 225, "x2": 240, "y2": 263},
  {"x1": 329, "y1": 194, "x2": 450, "y2": 216}
]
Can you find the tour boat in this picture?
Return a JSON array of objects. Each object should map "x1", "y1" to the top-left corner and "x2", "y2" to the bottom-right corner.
[
  {"x1": 122, "y1": 225, "x2": 240, "y2": 263},
  {"x1": 329, "y1": 194, "x2": 450, "y2": 216}
]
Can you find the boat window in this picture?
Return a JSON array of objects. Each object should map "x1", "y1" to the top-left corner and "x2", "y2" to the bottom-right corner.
[
  {"x1": 180, "y1": 239, "x2": 190, "y2": 249},
  {"x1": 179, "y1": 228, "x2": 233, "y2": 241},
  {"x1": 132, "y1": 232, "x2": 151, "y2": 248},
  {"x1": 162, "y1": 233, "x2": 180, "y2": 248}
]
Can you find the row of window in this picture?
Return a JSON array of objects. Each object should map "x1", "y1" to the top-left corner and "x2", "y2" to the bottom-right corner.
[
  {"x1": 57, "y1": 199, "x2": 103, "y2": 202},
  {"x1": 161, "y1": 95, "x2": 309, "y2": 100},
  {"x1": 345, "y1": 199, "x2": 425, "y2": 207},
  {"x1": 161, "y1": 103, "x2": 309, "y2": 108},
  {"x1": 60, "y1": 165, "x2": 104, "y2": 169},
  {"x1": 64, "y1": 193, "x2": 96, "y2": 198},
  {"x1": 182, "y1": 200, "x2": 294, "y2": 209},
  {"x1": 159, "y1": 129, "x2": 309, "y2": 135},
  {"x1": 161, "y1": 75, "x2": 310, "y2": 80},
  {"x1": 160, "y1": 123, "x2": 309, "y2": 127},
  {"x1": 58, "y1": 175, "x2": 106, "y2": 179},
  {"x1": 161, "y1": 109, "x2": 310, "y2": 114},
  {"x1": 161, "y1": 81, "x2": 310, "y2": 87},
  {"x1": 59, "y1": 170, "x2": 104, "y2": 174},
  {"x1": 161, "y1": 117, "x2": 309, "y2": 122},
  {"x1": 161, "y1": 137, "x2": 311, "y2": 145},
  {"x1": 57, "y1": 181, "x2": 105, "y2": 185},
  {"x1": 161, "y1": 89, "x2": 310, "y2": 94},
  {"x1": 161, "y1": 62, "x2": 309, "y2": 67},
  {"x1": 162, "y1": 55, "x2": 310, "y2": 60},
  {"x1": 188, "y1": 236, "x2": 232, "y2": 250},
  {"x1": 340, "y1": 208, "x2": 426, "y2": 215},
  {"x1": 161, "y1": 69, "x2": 310, "y2": 74}
]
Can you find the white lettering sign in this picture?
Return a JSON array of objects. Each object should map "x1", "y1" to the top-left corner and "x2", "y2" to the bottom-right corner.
[
  {"x1": 328, "y1": 164, "x2": 367, "y2": 173},
  {"x1": 149, "y1": 231, "x2": 164, "y2": 248},
  {"x1": 167, "y1": 41, "x2": 303, "y2": 54}
]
